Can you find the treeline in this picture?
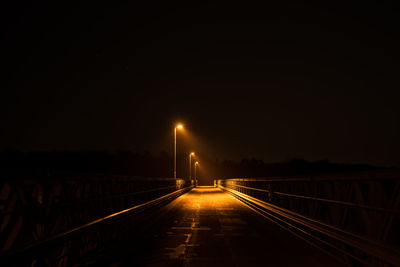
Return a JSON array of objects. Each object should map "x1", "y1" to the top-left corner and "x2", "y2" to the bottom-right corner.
[
  {"x1": 0, "y1": 150, "x2": 382, "y2": 180},
  {"x1": 213, "y1": 158, "x2": 380, "y2": 178},
  {"x1": 0, "y1": 150, "x2": 173, "y2": 179}
]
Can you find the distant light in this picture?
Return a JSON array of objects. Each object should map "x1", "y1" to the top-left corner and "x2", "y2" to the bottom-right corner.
[
  {"x1": 191, "y1": 152, "x2": 195, "y2": 156},
  {"x1": 195, "y1": 161, "x2": 199, "y2": 165},
  {"x1": 177, "y1": 124, "x2": 183, "y2": 129}
]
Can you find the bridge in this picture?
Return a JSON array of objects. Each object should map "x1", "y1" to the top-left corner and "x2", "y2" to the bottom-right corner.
[{"x1": 1, "y1": 172, "x2": 400, "y2": 266}]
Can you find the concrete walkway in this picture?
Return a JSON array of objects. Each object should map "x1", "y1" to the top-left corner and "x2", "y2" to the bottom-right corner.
[{"x1": 111, "y1": 187, "x2": 341, "y2": 266}]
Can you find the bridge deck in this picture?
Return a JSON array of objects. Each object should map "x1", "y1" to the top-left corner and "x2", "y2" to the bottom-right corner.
[{"x1": 108, "y1": 187, "x2": 341, "y2": 266}]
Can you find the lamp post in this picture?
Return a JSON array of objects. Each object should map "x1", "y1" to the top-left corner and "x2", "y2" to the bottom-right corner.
[
  {"x1": 189, "y1": 152, "x2": 195, "y2": 182},
  {"x1": 194, "y1": 161, "x2": 199, "y2": 186},
  {"x1": 174, "y1": 124, "x2": 183, "y2": 179}
]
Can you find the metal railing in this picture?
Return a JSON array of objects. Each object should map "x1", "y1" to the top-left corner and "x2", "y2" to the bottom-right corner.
[
  {"x1": 0, "y1": 175, "x2": 192, "y2": 266},
  {"x1": 216, "y1": 171, "x2": 400, "y2": 266}
]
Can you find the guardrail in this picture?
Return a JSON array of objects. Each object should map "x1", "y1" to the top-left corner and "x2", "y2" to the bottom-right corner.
[
  {"x1": 215, "y1": 171, "x2": 400, "y2": 266},
  {"x1": 0, "y1": 176, "x2": 192, "y2": 266}
]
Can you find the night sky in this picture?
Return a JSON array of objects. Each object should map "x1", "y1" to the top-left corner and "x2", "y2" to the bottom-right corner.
[{"x1": 2, "y1": 2, "x2": 400, "y2": 166}]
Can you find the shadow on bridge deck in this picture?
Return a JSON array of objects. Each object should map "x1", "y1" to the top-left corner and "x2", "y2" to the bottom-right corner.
[{"x1": 106, "y1": 186, "x2": 341, "y2": 266}]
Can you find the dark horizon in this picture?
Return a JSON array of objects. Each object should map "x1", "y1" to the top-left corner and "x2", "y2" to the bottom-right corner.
[{"x1": 0, "y1": 149, "x2": 388, "y2": 187}]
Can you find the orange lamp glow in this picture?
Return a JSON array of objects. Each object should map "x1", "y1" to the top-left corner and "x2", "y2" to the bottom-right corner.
[
  {"x1": 176, "y1": 124, "x2": 183, "y2": 129},
  {"x1": 191, "y1": 152, "x2": 195, "y2": 156}
]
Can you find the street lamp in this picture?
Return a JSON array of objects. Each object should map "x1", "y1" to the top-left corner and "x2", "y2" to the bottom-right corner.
[
  {"x1": 189, "y1": 152, "x2": 195, "y2": 181},
  {"x1": 194, "y1": 161, "x2": 199, "y2": 186},
  {"x1": 174, "y1": 124, "x2": 183, "y2": 179}
]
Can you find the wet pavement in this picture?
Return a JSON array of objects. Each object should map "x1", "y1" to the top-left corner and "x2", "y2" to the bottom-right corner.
[{"x1": 111, "y1": 187, "x2": 341, "y2": 266}]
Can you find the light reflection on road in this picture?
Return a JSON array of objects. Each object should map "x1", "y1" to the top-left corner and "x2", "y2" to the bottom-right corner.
[{"x1": 138, "y1": 186, "x2": 341, "y2": 266}]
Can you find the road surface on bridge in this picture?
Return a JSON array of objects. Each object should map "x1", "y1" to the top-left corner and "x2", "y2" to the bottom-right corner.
[{"x1": 108, "y1": 187, "x2": 341, "y2": 266}]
